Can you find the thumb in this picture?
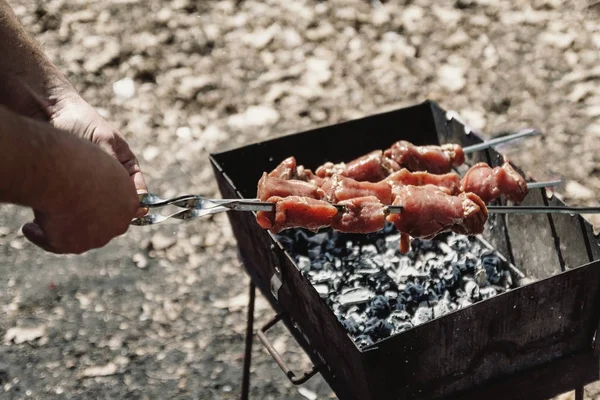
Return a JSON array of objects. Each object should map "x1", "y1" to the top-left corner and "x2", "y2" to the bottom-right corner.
[{"x1": 22, "y1": 222, "x2": 53, "y2": 252}]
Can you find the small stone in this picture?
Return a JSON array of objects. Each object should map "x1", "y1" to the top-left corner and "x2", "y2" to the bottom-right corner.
[
  {"x1": 4, "y1": 325, "x2": 46, "y2": 345},
  {"x1": 83, "y1": 39, "x2": 120, "y2": 72},
  {"x1": 372, "y1": 8, "x2": 390, "y2": 27},
  {"x1": 177, "y1": 76, "x2": 216, "y2": 100},
  {"x1": 243, "y1": 24, "x2": 280, "y2": 49},
  {"x1": 566, "y1": 180, "x2": 594, "y2": 200},
  {"x1": 298, "y1": 387, "x2": 318, "y2": 400},
  {"x1": 112, "y1": 77, "x2": 135, "y2": 99},
  {"x1": 132, "y1": 253, "x2": 148, "y2": 269},
  {"x1": 444, "y1": 30, "x2": 470, "y2": 49},
  {"x1": 437, "y1": 65, "x2": 466, "y2": 92},
  {"x1": 150, "y1": 232, "x2": 176, "y2": 251},
  {"x1": 142, "y1": 146, "x2": 160, "y2": 162},
  {"x1": 539, "y1": 32, "x2": 576, "y2": 50},
  {"x1": 79, "y1": 362, "x2": 118, "y2": 378},
  {"x1": 228, "y1": 105, "x2": 280, "y2": 129}
]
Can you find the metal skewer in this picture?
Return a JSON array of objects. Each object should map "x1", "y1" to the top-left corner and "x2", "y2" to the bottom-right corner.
[{"x1": 462, "y1": 129, "x2": 541, "y2": 154}]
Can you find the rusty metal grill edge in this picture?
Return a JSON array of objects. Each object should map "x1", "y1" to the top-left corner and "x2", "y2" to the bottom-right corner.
[{"x1": 210, "y1": 100, "x2": 600, "y2": 400}]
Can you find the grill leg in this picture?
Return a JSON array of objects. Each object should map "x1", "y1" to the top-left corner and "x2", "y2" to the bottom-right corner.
[
  {"x1": 241, "y1": 279, "x2": 256, "y2": 400},
  {"x1": 575, "y1": 386, "x2": 584, "y2": 400}
]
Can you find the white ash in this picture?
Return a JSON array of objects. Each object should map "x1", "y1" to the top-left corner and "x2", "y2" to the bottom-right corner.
[{"x1": 276, "y1": 224, "x2": 522, "y2": 349}]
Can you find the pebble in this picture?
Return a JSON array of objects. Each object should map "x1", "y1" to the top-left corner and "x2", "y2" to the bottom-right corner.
[
  {"x1": 132, "y1": 253, "x2": 149, "y2": 269},
  {"x1": 112, "y1": 77, "x2": 136, "y2": 99},
  {"x1": 566, "y1": 180, "x2": 594, "y2": 200},
  {"x1": 437, "y1": 65, "x2": 466, "y2": 93},
  {"x1": 150, "y1": 233, "x2": 177, "y2": 251},
  {"x1": 228, "y1": 105, "x2": 280, "y2": 129},
  {"x1": 79, "y1": 362, "x2": 118, "y2": 378},
  {"x1": 4, "y1": 325, "x2": 47, "y2": 345}
]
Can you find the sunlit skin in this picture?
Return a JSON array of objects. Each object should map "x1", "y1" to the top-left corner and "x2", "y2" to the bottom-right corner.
[{"x1": 0, "y1": 1, "x2": 148, "y2": 254}]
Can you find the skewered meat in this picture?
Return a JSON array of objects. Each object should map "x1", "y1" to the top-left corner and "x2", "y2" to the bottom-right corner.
[
  {"x1": 385, "y1": 169, "x2": 461, "y2": 195},
  {"x1": 256, "y1": 196, "x2": 339, "y2": 233},
  {"x1": 321, "y1": 174, "x2": 393, "y2": 204},
  {"x1": 386, "y1": 185, "x2": 488, "y2": 253},
  {"x1": 257, "y1": 173, "x2": 323, "y2": 201},
  {"x1": 383, "y1": 141, "x2": 465, "y2": 174},
  {"x1": 460, "y1": 162, "x2": 528, "y2": 204},
  {"x1": 268, "y1": 156, "x2": 297, "y2": 180},
  {"x1": 267, "y1": 155, "x2": 527, "y2": 205},
  {"x1": 331, "y1": 196, "x2": 387, "y2": 233},
  {"x1": 315, "y1": 150, "x2": 400, "y2": 182}
]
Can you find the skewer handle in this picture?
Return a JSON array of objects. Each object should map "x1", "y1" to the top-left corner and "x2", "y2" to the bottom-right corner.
[
  {"x1": 486, "y1": 205, "x2": 600, "y2": 215},
  {"x1": 463, "y1": 129, "x2": 541, "y2": 154}
]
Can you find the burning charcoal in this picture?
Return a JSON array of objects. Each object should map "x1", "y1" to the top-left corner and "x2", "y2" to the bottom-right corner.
[
  {"x1": 375, "y1": 238, "x2": 387, "y2": 253},
  {"x1": 480, "y1": 286, "x2": 498, "y2": 300},
  {"x1": 363, "y1": 318, "x2": 393, "y2": 340},
  {"x1": 332, "y1": 277, "x2": 343, "y2": 292},
  {"x1": 491, "y1": 285, "x2": 507, "y2": 294},
  {"x1": 369, "y1": 272, "x2": 394, "y2": 293},
  {"x1": 411, "y1": 304, "x2": 433, "y2": 326},
  {"x1": 426, "y1": 287, "x2": 439, "y2": 303},
  {"x1": 394, "y1": 322, "x2": 414, "y2": 334},
  {"x1": 433, "y1": 295, "x2": 456, "y2": 318},
  {"x1": 308, "y1": 246, "x2": 321, "y2": 260},
  {"x1": 456, "y1": 297, "x2": 473, "y2": 309},
  {"x1": 431, "y1": 278, "x2": 445, "y2": 295},
  {"x1": 475, "y1": 267, "x2": 487, "y2": 287},
  {"x1": 482, "y1": 251, "x2": 502, "y2": 284},
  {"x1": 385, "y1": 234, "x2": 401, "y2": 250},
  {"x1": 341, "y1": 318, "x2": 361, "y2": 335},
  {"x1": 361, "y1": 244, "x2": 378, "y2": 257},
  {"x1": 297, "y1": 256, "x2": 312, "y2": 272},
  {"x1": 309, "y1": 232, "x2": 330, "y2": 246},
  {"x1": 313, "y1": 284, "x2": 330, "y2": 298},
  {"x1": 367, "y1": 295, "x2": 391, "y2": 318},
  {"x1": 442, "y1": 265, "x2": 460, "y2": 287},
  {"x1": 311, "y1": 261, "x2": 323, "y2": 271},
  {"x1": 384, "y1": 290, "x2": 398, "y2": 301},
  {"x1": 275, "y1": 234, "x2": 294, "y2": 252},
  {"x1": 464, "y1": 280, "x2": 480, "y2": 301},
  {"x1": 404, "y1": 281, "x2": 425, "y2": 302},
  {"x1": 453, "y1": 255, "x2": 478, "y2": 274},
  {"x1": 338, "y1": 288, "x2": 375, "y2": 307},
  {"x1": 354, "y1": 335, "x2": 374, "y2": 348},
  {"x1": 309, "y1": 270, "x2": 336, "y2": 284},
  {"x1": 501, "y1": 270, "x2": 513, "y2": 288},
  {"x1": 388, "y1": 310, "x2": 411, "y2": 322}
]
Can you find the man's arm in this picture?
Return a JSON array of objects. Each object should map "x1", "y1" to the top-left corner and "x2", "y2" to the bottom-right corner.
[
  {"x1": 0, "y1": 0, "x2": 148, "y2": 197},
  {"x1": 0, "y1": 1, "x2": 73, "y2": 120},
  {"x1": 0, "y1": 105, "x2": 139, "y2": 254}
]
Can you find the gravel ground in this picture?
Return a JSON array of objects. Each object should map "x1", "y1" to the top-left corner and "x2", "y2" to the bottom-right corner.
[{"x1": 2, "y1": 0, "x2": 600, "y2": 399}]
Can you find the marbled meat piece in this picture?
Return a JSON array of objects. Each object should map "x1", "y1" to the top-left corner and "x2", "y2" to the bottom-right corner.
[
  {"x1": 256, "y1": 196, "x2": 339, "y2": 233},
  {"x1": 315, "y1": 150, "x2": 400, "y2": 182},
  {"x1": 296, "y1": 167, "x2": 326, "y2": 187},
  {"x1": 268, "y1": 156, "x2": 297, "y2": 180},
  {"x1": 257, "y1": 173, "x2": 323, "y2": 201},
  {"x1": 331, "y1": 196, "x2": 387, "y2": 233},
  {"x1": 386, "y1": 185, "x2": 488, "y2": 253},
  {"x1": 383, "y1": 141, "x2": 465, "y2": 174},
  {"x1": 385, "y1": 169, "x2": 461, "y2": 195},
  {"x1": 321, "y1": 174, "x2": 393, "y2": 204},
  {"x1": 460, "y1": 162, "x2": 528, "y2": 204}
]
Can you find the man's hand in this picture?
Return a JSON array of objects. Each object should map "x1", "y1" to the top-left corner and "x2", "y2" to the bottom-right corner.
[
  {"x1": 48, "y1": 92, "x2": 149, "y2": 199},
  {"x1": 0, "y1": 106, "x2": 140, "y2": 254}
]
